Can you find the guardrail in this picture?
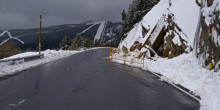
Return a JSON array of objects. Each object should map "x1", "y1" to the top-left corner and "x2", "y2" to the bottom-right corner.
[
  {"x1": 109, "y1": 47, "x2": 145, "y2": 68},
  {"x1": 0, "y1": 54, "x2": 44, "y2": 63}
]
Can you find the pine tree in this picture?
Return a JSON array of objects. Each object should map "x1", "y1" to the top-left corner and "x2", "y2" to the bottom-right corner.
[
  {"x1": 122, "y1": 10, "x2": 126, "y2": 21},
  {"x1": 121, "y1": 0, "x2": 160, "y2": 40},
  {"x1": 59, "y1": 35, "x2": 72, "y2": 50},
  {"x1": 84, "y1": 37, "x2": 93, "y2": 48},
  {"x1": 70, "y1": 34, "x2": 84, "y2": 50}
]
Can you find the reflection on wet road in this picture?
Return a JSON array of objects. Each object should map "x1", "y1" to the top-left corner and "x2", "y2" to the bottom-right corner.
[{"x1": 0, "y1": 48, "x2": 200, "y2": 110}]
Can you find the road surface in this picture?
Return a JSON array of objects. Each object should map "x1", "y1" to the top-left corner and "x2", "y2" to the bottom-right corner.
[{"x1": 0, "y1": 48, "x2": 200, "y2": 110}]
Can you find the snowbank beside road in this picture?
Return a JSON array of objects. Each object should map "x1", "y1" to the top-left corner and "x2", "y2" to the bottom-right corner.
[
  {"x1": 0, "y1": 48, "x2": 104, "y2": 77},
  {"x1": 112, "y1": 52, "x2": 220, "y2": 110}
]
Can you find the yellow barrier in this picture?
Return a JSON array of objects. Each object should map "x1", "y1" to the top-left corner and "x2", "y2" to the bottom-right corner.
[{"x1": 109, "y1": 47, "x2": 145, "y2": 68}]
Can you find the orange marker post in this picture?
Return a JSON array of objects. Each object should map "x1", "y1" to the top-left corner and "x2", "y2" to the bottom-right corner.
[
  {"x1": 209, "y1": 24, "x2": 212, "y2": 70},
  {"x1": 109, "y1": 47, "x2": 113, "y2": 59}
]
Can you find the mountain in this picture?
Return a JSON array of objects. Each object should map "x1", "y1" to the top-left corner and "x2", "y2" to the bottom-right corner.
[{"x1": 0, "y1": 21, "x2": 121, "y2": 50}]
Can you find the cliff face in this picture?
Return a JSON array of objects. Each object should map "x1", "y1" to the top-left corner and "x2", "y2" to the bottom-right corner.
[
  {"x1": 198, "y1": 0, "x2": 220, "y2": 70},
  {"x1": 118, "y1": 0, "x2": 220, "y2": 70},
  {"x1": 119, "y1": 0, "x2": 200, "y2": 58}
]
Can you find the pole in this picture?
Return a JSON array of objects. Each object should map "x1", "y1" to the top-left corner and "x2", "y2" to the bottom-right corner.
[
  {"x1": 109, "y1": 47, "x2": 112, "y2": 60},
  {"x1": 39, "y1": 15, "x2": 42, "y2": 54},
  {"x1": 209, "y1": 24, "x2": 212, "y2": 70}
]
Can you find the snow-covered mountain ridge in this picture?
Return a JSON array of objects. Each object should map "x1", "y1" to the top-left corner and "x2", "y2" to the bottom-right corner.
[{"x1": 0, "y1": 21, "x2": 121, "y2": 50}]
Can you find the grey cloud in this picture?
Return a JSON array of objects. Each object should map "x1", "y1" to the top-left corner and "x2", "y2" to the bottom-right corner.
[{"x1": 0, "y1": 0, "x2": 132, "y2": 30}]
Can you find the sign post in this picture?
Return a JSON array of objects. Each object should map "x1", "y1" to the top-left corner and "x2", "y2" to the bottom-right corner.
[
  {"x1": 109, "y1": 47, "x2": 113, "y2": 59},
  {"x1": 39, "y1": 15, "x2": 42, "y2": 54},
  {"x1": 209, "y1": 24, "x2": 212, "y2": 70}
]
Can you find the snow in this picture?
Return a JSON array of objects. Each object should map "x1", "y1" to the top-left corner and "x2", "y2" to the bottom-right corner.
[
  {"x1": 2, "y1": 52, "x2": 39, "y2": 60},
  {"x1": 169, "y1": 0, "x2": 200, "y2": 47},
  {"x1": 112, "y1": 51, "x2": 220, "y2": 110},
  {"x1": 202, "y1": 0, "x2": 220, "y2": 25},
  {"x1": 119, "y1": 0, "x2": 170, "y2": 49},
  {"x1": 149, "y1": 15, "x2": 165, "y2": 45},
  {"x1": 116, "y1": 0, "x2": 220, "y2": 109},
  {"x1": 0, "y1": 31, "x2": 24, "y2": 45},
  {"x1": 80, "y1": 22, "x2": 100, "y2": 34},
  {"x1": 0, "y1": 48, "x2": 104, "y2": 77},
  {"x1": 119, "y1": 0, "x2": 200, "y2": 49},
  {"x1": 94, "y1": 21, "x2": 106, "y2": 42}
]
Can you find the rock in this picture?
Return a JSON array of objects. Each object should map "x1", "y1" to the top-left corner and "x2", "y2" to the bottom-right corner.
[
  {"x1": 142, "y1": 25, "x2": 149, "y2": 37},
  {"x1": 207, "y1": 0, "x2": 214, "y2": 7},
  {"x1": 122, "y1": 45, "x2": 128, "y2": 53},
  {"x1": 130, "y1": 41, "x2": 143, "y2": 51}
]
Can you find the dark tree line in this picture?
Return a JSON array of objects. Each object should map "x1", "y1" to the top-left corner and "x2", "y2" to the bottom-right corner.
[{"x1": 59, "y1": 34, "x2": 119, "y2": 50}]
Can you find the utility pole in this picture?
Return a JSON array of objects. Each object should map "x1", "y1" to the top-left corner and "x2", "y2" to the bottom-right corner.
[
  {"x1": 209, "y1": 24, "x2": 212, "y2": 70},
  {"x1": 39, "y1": 15, "x2": 42, "y2": 54}
]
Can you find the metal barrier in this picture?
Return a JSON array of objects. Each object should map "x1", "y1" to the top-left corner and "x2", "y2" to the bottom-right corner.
[
  {"x1": 109, "y1": 47, "x2": 145, "y2": 68},
  {"x1": 0, "y1": 54, "x2": 44, "y2": 63}
]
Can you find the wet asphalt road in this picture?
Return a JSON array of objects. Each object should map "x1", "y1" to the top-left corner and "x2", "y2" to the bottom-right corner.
[{"x1": 0, "y1": 48, "x2": 200, "y2": 110}]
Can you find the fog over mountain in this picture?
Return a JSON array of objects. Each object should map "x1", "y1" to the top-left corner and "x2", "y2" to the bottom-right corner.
[{"x1": 0, "y1": 0, "x2": 132, "y2": 30}]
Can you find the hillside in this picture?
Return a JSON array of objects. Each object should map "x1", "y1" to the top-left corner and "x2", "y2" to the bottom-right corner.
[
  {"x1": 113, "y1": 0, "x2": 220, "y2": 110},
  {"x1": 0, "y1": 21, "x2": 121, "y2": 50}
]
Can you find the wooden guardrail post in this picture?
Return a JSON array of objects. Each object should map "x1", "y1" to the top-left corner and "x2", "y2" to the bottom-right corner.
[
  {"x1": 109, "y1": 47, "x2": 113, "y2": 60},
  {"x1": 142, "y1": 54, "x2": 144, "y2": 68},
  {"x1": 124, "y1": 53, "x2": 126, "y2": 65}
]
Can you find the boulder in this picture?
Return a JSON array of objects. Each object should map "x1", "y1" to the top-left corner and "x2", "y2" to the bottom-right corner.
[
  {"x1": 207, "y1": 0, "x2": 214, "y2": 7},
  {"x1": 122, "y1": 45, "x2": 128, "y2": 53}
]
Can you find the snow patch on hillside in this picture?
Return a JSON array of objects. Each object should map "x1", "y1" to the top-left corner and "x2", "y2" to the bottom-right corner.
[
  {"x1": 0, "y1": 31, "x2": 24, "y2": 45},
  {"x1": 80, "y1": 22, "x2": 100, "y2": 34},
  {"x1": 94, "y1": 21, "x2": 106, "y2": 42}
]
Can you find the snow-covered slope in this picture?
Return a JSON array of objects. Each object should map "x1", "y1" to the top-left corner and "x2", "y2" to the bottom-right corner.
[
  {"x1": 0, "y1": 21, "x2": 121, "y2": 50},
  {"x1": 115, "y1": 0, "x2": 220, "y2": 110},
  {"x1": 94, "y1": 21, "x2": 107, "y2": 42},
  {"x1": 119, "y1": 0, "x2": 200, "y2": 50}
]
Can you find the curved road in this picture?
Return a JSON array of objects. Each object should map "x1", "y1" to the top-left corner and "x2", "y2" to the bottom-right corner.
[{"x1": 0, "y1": 48, "x2": 199, "y2": 110}]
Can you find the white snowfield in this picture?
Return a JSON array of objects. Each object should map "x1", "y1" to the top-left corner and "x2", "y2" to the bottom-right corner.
[
  {"x1": 94, "y1": 21, "x2": 107, "y2": 42},
  {"x1": 116, "y1": 0, "x2": 220, "y2": 110},
  {"x1": 112, "y1": 51, "x2": 220, "y2": 110},
  {"x1": 0, "y1": 48, "x2": 104, "y2": 77}
]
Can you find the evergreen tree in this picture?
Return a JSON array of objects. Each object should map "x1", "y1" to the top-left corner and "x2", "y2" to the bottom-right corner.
[
  {"x1": 121, "y1": 0, "x2": 159, "y2": 40},
  {"x1": 59, "y1": 35, "x2": 72, "y2": 50},
  {"x1": 84, "y1": 37, "x2": 93, "y2": 48},
  {"x1": 94, "y1": 40, "x2": 100, "y2": 47},
  {"x1": 122, "y1": 10, "x2": 126, "y2": 21},
  {"x1": 70, "y1": 34, "x2": 84, "y2": 50}
]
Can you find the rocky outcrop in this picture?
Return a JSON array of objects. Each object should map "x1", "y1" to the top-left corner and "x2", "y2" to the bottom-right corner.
[
  {"x1": 130, "y1": 41, "x2": 142, "y2": 51},
  {"x1": 207, "y1": 0, "x2": 214, "y2": 7},
  {"x1": 198, "y1": 0, "x2": 220, "y2": 70},
  {"x1": 141, "y1": 14, "x2": 190, "y2": 59}
]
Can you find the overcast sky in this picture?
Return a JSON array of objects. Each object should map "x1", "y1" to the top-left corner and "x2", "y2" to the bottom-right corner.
[{"x1": 0, "y1": 0, "x2": 133, "y2": 30}]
